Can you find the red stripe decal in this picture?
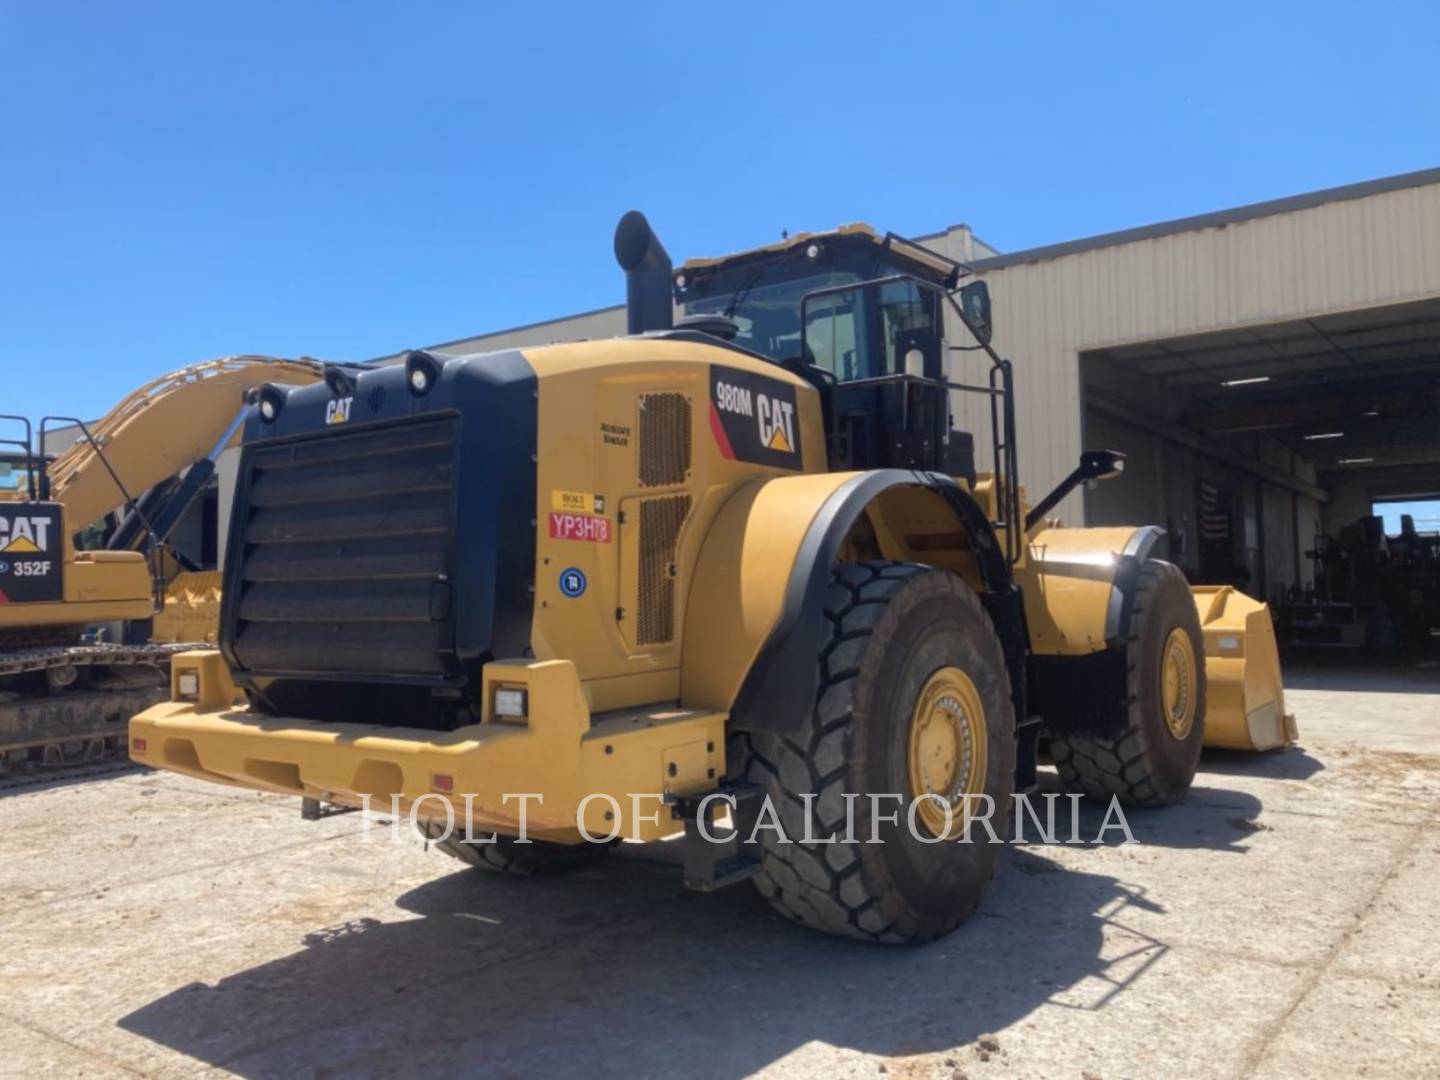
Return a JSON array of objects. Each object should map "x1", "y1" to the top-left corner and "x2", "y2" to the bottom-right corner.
[{"x1": 709, "y1": 400, "x2": 735, "y2": 459}]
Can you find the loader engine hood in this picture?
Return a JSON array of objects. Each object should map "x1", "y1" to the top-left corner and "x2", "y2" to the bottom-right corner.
[{"x1": 218, "y1": 351, "x2": 537, "y2": 727}]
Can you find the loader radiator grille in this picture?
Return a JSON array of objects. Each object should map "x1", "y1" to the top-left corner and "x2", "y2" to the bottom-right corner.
[
  {"x1": 228, "y1": 416, "x2": 457, "y2": 678},
  {"x1": 638, "y1": 393, "x2": 691, "y2": 487},
  {"x1": 636, "y1": 494, "x2": 690, "y2": 646}
]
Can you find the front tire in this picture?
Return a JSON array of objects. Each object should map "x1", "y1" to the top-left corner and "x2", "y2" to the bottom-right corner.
[
  {"x1": 1050, "y1": 559, "x2": 1205, "y2": 807},
  {"x1": 735, "y1": 561, "x2": 1016, "y2": 943}
]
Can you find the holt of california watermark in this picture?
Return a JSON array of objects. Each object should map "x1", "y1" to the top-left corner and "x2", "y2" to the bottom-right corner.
[{"x1": 356, "y1": 790, "x2": 1138, "y2": 847}]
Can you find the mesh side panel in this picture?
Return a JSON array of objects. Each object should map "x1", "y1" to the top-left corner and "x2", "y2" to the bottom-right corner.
[
  {"x1": 636, "y1": 494, "x2": 691, "y2": 646},
  {"x1": 638, "y1": 393, "x2": 691, "y2": 487}
]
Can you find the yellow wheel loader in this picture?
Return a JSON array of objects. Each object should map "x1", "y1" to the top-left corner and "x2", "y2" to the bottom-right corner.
[
  {"x1": 0, "y1": 357, "x2": 322, "y2": 768},
  {"x1": 131, "y1": 215, "x2": 1291, "y2": 942}
]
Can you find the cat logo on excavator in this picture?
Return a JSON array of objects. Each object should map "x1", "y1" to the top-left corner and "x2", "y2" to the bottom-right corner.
[{"x1": 0, "y1": 514, "x2": 52, "y2": 552}]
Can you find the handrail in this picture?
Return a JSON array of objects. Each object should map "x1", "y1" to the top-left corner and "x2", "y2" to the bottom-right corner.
[
  {"x1": 0, "y1": 414, "x2": 37, "y2": 500},
  {"x1": 798, "y1": 274, "x2": 1023, "y2": 563}
]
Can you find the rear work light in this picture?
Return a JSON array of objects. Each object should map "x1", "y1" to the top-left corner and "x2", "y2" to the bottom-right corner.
[
  {"x1": 177, "y1": 670, "x2": 200, "y2": 700},
  {"x1": 405, "y1": 350, "x2": 442, "y2": 396},
  {"x1": 255, "y1": 384, "x2": 286, "y2": 423},
  {"x1": 494, "y1": 687, "x2": 528, "y2": 719}
]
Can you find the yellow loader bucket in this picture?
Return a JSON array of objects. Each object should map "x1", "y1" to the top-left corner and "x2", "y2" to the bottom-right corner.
[
  {"x1": 151, "y1": 570, "x2": 223, "y2": 645},
  {"x1": 1191, "y1": 586, "x2": 1298, "y2": 751}
]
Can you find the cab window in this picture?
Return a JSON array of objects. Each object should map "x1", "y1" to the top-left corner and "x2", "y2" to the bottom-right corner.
[
  {"x1": 803, "y1": 288, "x2": 869, "y2": 380},
  {"x1": 877, "y1": 279, "x2": 941, "y2": 378},
  {"x1": 683, "y1": 271, "x2": 859, "y2": 367}
]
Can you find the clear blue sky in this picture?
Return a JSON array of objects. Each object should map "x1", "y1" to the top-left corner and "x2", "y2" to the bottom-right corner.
[{"x1": 3, "y1": 1, "x2": 1437, "y2": 424}]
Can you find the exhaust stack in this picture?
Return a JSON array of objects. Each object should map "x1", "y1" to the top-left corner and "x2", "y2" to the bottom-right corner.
[{"x1": 613, "y1": 210, "x2": 674, "y2": 335}]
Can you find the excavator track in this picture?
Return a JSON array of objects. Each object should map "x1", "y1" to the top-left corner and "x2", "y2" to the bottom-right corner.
[{"x1": 0, "y1": 642, "x2": 203, "y2": 773}]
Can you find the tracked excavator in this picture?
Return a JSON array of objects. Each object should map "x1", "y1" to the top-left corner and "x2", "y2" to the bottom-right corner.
[{"x1": 0, "y1": 357, "x2": 322, "y2": 768}]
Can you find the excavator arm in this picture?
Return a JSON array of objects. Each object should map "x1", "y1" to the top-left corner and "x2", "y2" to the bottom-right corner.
[{"x1": 43, "y1": 356, "x2": 324, "y2": 541}]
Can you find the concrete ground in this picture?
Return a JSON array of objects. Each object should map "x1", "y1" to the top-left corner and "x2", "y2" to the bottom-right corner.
[{"x1": 2, "y1": 662, "x2": 1437, "y2": 1079}]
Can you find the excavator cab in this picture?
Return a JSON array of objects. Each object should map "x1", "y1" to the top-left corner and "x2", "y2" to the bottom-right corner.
[{"x1": 0, "y1": 455, "x2": 45, "y2": 501}]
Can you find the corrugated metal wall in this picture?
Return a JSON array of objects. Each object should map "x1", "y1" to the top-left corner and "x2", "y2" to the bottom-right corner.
[
  {"x1": 407, "y1": 177, "x2": 1440, "y2": 527},
  {"x1": 959, "y1": 178, "x2": 1440, "y2": 522}
]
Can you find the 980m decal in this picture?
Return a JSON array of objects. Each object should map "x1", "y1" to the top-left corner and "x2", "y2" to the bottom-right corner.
[
  {"x1": 708, "y1": 366, "x2": 802, "y2": 470},
  {"x1": 0, "y1": 504, "x2": 62, "y2": 603}
]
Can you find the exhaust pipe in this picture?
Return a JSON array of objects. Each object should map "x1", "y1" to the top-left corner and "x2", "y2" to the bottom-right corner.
[{"x1": 613, "y1": 210, "x2": 674, "y2": 335}]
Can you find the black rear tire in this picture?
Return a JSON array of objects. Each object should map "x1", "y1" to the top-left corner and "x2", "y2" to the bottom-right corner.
[
  {"x1": 1050, "y1": 559, "x2": 1205, "y2": 807},
  {"x1": 734, "y1": 561, "x2": 1016, "y2": 943},
  {"x1": 419, "y1": 820, "x2": 612, "y2": 877}
]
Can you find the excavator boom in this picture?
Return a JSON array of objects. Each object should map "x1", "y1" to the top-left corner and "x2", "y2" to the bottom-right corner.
[{"x1": 40, "y1": 357, "x2": 325, "y2": 534}]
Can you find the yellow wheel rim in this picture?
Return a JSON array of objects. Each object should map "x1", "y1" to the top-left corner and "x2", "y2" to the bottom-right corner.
[
  {"x1": 1160, "y1": 627, "x2": 1198, "y2": 740},
  {"x1": 906, "y1": 666, "x2": 988, "y2": 839}
]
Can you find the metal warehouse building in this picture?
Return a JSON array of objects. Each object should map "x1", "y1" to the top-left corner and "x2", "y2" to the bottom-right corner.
[{"x1": 391, "y1": 169, "x2": 1440, "y2": 633}]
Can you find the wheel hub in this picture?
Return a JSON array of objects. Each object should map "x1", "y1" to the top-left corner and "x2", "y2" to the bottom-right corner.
[
  {"x1": 1161, "y1": 627, "x2": 1198, "y2": 740},
  {"x1": 907, "y1": 666, "x2": 988, "y2": 838}
]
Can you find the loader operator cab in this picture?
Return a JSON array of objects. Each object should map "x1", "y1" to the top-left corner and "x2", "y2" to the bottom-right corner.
[{"x1": 675, "y1": 225, "x2": 1014, "y2": 548}]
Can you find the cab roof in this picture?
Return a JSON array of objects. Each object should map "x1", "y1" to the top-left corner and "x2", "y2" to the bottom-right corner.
[{"x1": 679, "y1": 223, "x2": 962, "y2": 288}]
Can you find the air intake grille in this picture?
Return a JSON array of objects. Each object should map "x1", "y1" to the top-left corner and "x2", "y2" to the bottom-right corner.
[
  {"x1": 229, "y1": 417, "x2": 456, "y2": 678},
  {"x1": 636, "y1": 494, "x2": 691, "y2": 646},
  {"x1": 638, "y1": 393, "x2": 691, "y2": 487}
]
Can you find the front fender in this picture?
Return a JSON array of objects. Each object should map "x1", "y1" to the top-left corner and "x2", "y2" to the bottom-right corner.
[{"x1": 1019, "y1": 524, "x2": 1165, "y2": 655}]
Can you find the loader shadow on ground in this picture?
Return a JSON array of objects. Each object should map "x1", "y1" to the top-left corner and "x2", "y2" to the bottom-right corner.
[
  {"x1": 118, "y1": 851, "x2": 1155, "y2": 1078},
  {"x1": 118, "y1": 784, "x2": 1265, "y2": 1078},
  {"x1": 1200, "y1": 746, "x2": 1326, "y2": 783},
  {"x1": 1032, "y1": 770, "x2": 1267, "y2": 852}
]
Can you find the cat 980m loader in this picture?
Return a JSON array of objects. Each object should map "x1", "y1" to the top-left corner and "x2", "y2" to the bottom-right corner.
[{"x1": 131, "y1": 214, "x2": 1292, "y2": 942}]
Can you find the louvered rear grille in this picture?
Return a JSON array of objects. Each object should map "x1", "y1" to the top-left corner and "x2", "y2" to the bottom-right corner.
[
  {"x1": 638, "y1": 393, "x2": 691, "y2": 487},
  {"x1": 636, "y1": 494, "x2": 691, "y2": 646},
  {"x1": 229, "y1": 417, "x2": 456, "y2": 677}
]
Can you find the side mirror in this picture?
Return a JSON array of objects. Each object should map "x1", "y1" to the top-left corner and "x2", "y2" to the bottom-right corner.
[
  {"x1": 957, "y1": 280, "x2": 993, "y2": 345},
  {"x1": 1078, "y1": 449, "x2": 1126, "y2": 482},
  {"x1": 1025, "y1": 449, "x2": 1128, "y2": 532}
]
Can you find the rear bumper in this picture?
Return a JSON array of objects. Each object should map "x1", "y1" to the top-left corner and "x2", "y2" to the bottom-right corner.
[{"x1": 130, "y1": 650, "x2": 725, "y2": 842}]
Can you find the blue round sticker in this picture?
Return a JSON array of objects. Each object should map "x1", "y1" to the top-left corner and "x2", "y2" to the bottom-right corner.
[{"x1": 559, "y1": 567, "x2": 587, "y2": 598}]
